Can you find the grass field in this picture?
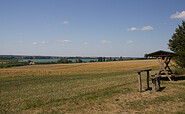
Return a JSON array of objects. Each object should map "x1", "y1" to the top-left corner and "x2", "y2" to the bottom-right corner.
[{"x1": 0, "y1": 60, "x2": 185, "y2": 113}]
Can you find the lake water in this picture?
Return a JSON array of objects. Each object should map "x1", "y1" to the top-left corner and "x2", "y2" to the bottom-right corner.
[
  {"x1": 18, "y1": 57, "x2": 129, "y2": 63},
  {"x1": 19, "y1": 59, "x2": 60, "y2": 63},
  {"x1": 19, "y1": 59, "x2": 99, "y2": 63},
  {"x1": 68, "y1": 59, "x2": 99, "y2": 63}
]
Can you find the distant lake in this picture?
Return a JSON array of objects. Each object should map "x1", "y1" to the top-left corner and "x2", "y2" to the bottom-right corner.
[
  {"x1": 19, "y1": 59, "x2": 99, "y2": 63},
  {"x1": 18, "y1": 57, "x2": 133, "y2": 63},
  {"x1": 19, "y1": 59, "x2": 60, "y2": 63},
  {"x1": 68, "y1": 59, "x2": 99, "y2": 63}
]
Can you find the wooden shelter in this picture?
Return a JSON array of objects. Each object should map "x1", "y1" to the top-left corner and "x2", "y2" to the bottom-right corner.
[{"x1": 145, "y1": 50, "x2": 180, "y2": 81}]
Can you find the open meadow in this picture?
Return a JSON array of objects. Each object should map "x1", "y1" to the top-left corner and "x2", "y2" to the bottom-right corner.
[{"x1": 0, "y1": 59, "x2": 185, "y2": 113}]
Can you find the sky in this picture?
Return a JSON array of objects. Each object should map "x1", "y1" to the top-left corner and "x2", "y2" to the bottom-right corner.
[{"x1": 0, "y1": 0, "x2": 185, "y2": 57}]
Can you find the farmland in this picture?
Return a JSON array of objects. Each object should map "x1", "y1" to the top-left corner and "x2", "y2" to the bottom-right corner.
[{"x1": 0, "y1": 60, "x2": 185, "y2": 113}]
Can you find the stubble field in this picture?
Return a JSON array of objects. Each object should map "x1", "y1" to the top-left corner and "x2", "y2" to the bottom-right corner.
[{"x1": 0, "y1": 60, "x2": 185, "y2": 113}]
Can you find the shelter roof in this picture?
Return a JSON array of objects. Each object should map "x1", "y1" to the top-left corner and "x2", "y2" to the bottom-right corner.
[{"x1": 145, "y1": 50, "x2": 180, "y2": 57}]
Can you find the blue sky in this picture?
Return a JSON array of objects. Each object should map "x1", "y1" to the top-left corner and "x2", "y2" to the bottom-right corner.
[{"x1": 0, "y1": 0, "x2": 185, "y2": 57}]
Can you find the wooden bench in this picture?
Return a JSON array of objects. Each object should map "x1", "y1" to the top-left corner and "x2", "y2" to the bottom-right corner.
[
  {"x1": 154, "y1": 73, "x2": 175, "y2": 80},
  {"x1": 151, "y1": 75, "x2": 161, "y2": 91}
]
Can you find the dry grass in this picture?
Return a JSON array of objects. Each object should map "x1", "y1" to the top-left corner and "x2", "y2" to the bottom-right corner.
[
  {"x1": 0, "y1": 59, "x2": 159, "y2": 77},
  {"x1": 0, "y1": 59, "x2": 185, "y2": 113}
]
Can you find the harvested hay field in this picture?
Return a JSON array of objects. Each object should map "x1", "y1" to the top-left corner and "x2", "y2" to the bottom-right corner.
[
  {"x1": 0, "y1": 59, "x2": 185, "y2": 113},
  {"x1": 0, "y1": 60, "x2": 159, "y2": 77}
]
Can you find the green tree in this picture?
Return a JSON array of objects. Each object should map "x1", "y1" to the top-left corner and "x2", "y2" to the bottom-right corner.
[
  {"x1": 113, "y1": 58, "x2": 117, "y2": 61},
  {"x1": 102, "y1": 57, "x2": 106, "y2": 62},
  {"x1": 57, "y1": 59, "x2": 72, "y2": 63},
  {"x1": 98, "y1": 57, "x2": 103, "y2": 62},
  {"x1": 119, "y1": 56, "x2": 123, "y2": 61},
  {"x1": 89, "y1": 60, "x2": 95, "y2": 62},
  {"x1": 168, "y1": 21, "x2": 185, "y2": 68},
  {"x1": 107, "y1": 57, "x2": 112, "y2": 61},
  {"x1": 76, "y1": 59, "x2": 83, "y2": 63}
]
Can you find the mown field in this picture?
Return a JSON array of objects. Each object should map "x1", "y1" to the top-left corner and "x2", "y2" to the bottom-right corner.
[{"x1": 0, "y1": 60, "x2": 185, "y2": 113}]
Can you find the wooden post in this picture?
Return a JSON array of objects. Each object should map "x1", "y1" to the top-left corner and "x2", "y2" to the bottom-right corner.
[
  {"x1": 156, "y1": 77, "x2": 161, "y2": 90},
  {"x1": 138, "y1": 72, "x2": 142, "y2": 92},
  {"x1": 152, "y1": 78, "x2": 156, "y2": 91},
  {"x1": 146, "y1": 70, "x2": 150, "y2": 90}
]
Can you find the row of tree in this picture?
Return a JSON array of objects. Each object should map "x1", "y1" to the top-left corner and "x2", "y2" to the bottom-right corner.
[
  {"x1": 97, "y1": 57, "x2": 124, "y2": 62},
  {"x1": 56, "y1": 56, "x2": 150, "y2": 64},
  {"x1": 57, "y1": 59, "x2": 83, "y2": 63}
]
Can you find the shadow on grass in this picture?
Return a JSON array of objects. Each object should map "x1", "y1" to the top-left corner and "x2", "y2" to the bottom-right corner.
[
  {"x1": 145, "y1": 87, "x2": 166, "y2": 92},
  {"x1": 145, "y1": 87, "x2": 152, "y2": 91},
  {"x1": 161, "y1": 77, "x2": 170, "y2": 81},
  {"x1": 158, "y1": 87, "x2": 166, "y2": 92},
  {"x1": 173, "y1": 75, "x2": 185, "y2": 81},
  {"x1": 160, "y1": 75, "x2": 185, "y2": 81}
]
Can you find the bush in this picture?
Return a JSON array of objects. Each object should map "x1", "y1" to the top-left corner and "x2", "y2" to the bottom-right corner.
[
  {"x1": 89, "y1": 60, "x2": 95, "y2": 62},
  {"x1": 57, "y1": 59, "x2": 72, "y2": 64},
  {"x1": 76, "y1": 59, "x2": 83, "y2": 63},
  {"x1": 36, "y1": 62, "x2": 57, "y2": 64},
  {"x1": 173, "y1": 68, "x2": 185, "y2": 75}
]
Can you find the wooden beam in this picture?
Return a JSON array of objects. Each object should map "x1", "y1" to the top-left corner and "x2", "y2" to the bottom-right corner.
[
  {"x1": 146, "y1": 70, "x2": 150, "y2": 90},
  {"x1": 164, "y1": 57, "x2": 173, "y2": 74},
  {"x1": 138, "y1": 72, "x2": 142, "y2": 92},
  {"x1": 156, "y1": 58, "x2": 163, "y2": 76},
  {"x1": 158, "y1": 57, "x2": 172, "y2": 81}
]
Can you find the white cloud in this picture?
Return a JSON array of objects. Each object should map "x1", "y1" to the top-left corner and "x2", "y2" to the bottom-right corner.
[
  {"x1": 127, "y1": 27, "x2": 138, "y2": 31},
  {"x1": 141, "y1": 26, "x2": 154, "y2": 31},
  {"x1": 126, "y1": 40, "x2": 134, "y2": 44},
  {"x1": 83, "y1": 42, "x2": 88, "y2": 45},
  {"x1": 170, "y1": 11, "x2": 185, "y2": 19},
  {"x1": 60, "y1": 21, "x2": 69, "y2": 24},
  {"x1": 41, "y1": 41, "x2": 49, "y2": 44},
  {"x1": 32, "y1": 42, "x2": 38, "y2": 45},
  {"x1": 102, "y1": 40, "x2": 112, "y2": 44},
  {"x1": 56, "y1": 40, "x2": 71, "y2": 43},
  {"x1": 127, "y1": 26, "x2": 154, "y2": 31},
  {"x1": 31, "y1": 41, "x2": 49, "y2": 45}
]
